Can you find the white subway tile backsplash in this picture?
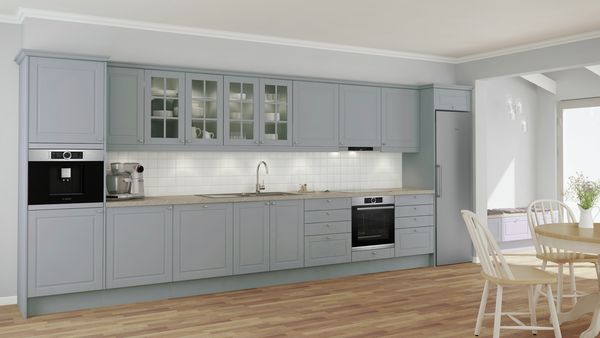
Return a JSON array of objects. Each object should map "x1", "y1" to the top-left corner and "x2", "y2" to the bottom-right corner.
[{"x1": 107, "y1": 151, "x2": 402, "y2": 196}]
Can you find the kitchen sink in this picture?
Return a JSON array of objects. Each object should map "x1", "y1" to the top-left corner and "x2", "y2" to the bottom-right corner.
[{"x1": 196, "y1": 192, "x2": 300, "y2": 198}]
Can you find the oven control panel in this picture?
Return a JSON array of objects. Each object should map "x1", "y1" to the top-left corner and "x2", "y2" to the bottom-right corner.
[{"x1": 351, "y1": 196, "x2": 394, "y2": 206}]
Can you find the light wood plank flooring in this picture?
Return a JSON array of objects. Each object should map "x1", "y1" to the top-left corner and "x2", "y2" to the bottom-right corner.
[{"x1": 0, "y1": 258, "x2": 598, "y2": 337}]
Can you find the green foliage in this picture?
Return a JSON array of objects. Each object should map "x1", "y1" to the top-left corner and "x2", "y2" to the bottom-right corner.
[{"x1": 566, "y1": 172, "x2": 600, "y2": 210}]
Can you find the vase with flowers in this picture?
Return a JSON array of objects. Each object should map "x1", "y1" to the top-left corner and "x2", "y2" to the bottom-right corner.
[{"x1": 566, "y1": 172, "x2": 600, "y2": 228}]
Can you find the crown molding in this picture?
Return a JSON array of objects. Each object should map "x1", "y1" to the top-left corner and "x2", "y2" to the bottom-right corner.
[{"x1": 3, "y1": 7, "x2": 600, "y2": 65}]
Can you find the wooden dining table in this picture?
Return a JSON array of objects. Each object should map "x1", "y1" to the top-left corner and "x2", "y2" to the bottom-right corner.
[{"x1": 535, "y1": 223, "x2": 600, "y2": 338}]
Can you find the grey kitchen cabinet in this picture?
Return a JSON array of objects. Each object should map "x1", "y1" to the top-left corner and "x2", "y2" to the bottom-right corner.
[
  {"x1": 269, "y1": 200, "x2": 304, "y2": 270},
  {"x1": 434, "y1": 88, "x2": 471, "y2": 111},
  {"x1": 381, "y1": 88, "x2": 419, "y2": 151},
  {"x1": 305, "y1": 233, "x2": 352, "y2": 267},
  {"x1": 173, "y1": 203, "x2": 233, "y2": 281},
  {"x1": 292, "y1": 81, "x2": 339, "y2": 147},
  {"x1": 351, "y1": 247, "x2": 394, "y2": 262},
  {"x1": 106, "y1": 206, "x2": 173, "y2": 288},
  {"x1": 395, "y1": 227, "x2": 434, "y2": 257},
  {"x1": 224, "y1": 76, "x2": 260, "y2": 146},
  {"x1": 185, "y1": 73, "x2": 223, "y2": 145},
  {"x1": 233, "y1": 202, "x2": 270, "y2": 274},
  {"x1": 107, "y1": 67, "x2": 144, "y2": 145},
  {"x1": 28, "y1": 57, "x2": 105, "y2": 144},
  {"x1": 27, "y1": 208, "x2": 104, "y2": 297},
  {"x1": 145, "y1": 70, "x2": 186, "y2": 144},
  {"x1": 339, "y1": 85, "x2": 381, "y2": 147},
  {"x1": 260, "y1": 79, "x2": 292, "y2": 146}
]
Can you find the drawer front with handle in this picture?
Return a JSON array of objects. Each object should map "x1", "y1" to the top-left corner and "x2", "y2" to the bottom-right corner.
[
  {"x1": 351, "y1": 248, "x2": 394, "y2": 262},
  {"x1": 305, "y1": 209, "x2": 351, "y2": 223},
  {"x1": 305, "y1": 221, "x2": 351, "y2": 236},
  {"x1": 305, "y1": 198, "x2": 351, "y2": 211},
  {"x1": 304, "y1": 233, "x2": 351, "y2": 267},
  {"x1": 395, "y1": 205, "x2": 434, "y2": 217},
  {"x1": 502, "y1": 217, "x2": 531, "y2": 241},
  {"x1": 395, "y1": 194, "x2": 434, "y2": 206},
  {"x1": 395, "y1": 215, "x2": 434, "y2": 229},
  {"x1": 395, "y1": 227, "x2": 434, "y2": 257}
]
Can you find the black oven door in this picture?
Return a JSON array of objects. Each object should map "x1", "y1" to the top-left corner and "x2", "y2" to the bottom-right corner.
[
  {"x1": 352, "y1": 204, "x2": 395, "y2": 248},
  {"x1": 28, "y1": 161, "x2": 104, "y2": 205}
]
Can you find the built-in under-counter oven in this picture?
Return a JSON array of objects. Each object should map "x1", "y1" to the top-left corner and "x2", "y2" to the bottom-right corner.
[
  {"x1": 351, "y1": 196, "x2": 395, "y2": 251},
  {"x1": 28, "y1": 149, "x2": 104, "y2": 207}
]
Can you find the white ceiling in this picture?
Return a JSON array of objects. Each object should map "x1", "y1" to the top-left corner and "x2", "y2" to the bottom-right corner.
[{"x1": 2, "y1": 0, "x2": 600, "y2": 60}]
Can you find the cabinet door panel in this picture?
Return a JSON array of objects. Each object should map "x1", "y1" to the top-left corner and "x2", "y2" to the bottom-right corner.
[
  {"x1": 339, "y1": 85, "x2": 381, "y2": 147},
  {"x1": 28, "y1": 208, "x2": 104, "y2": 297},
  {"x1": 395, "y1": 227, "x2": 434, "y2": 257},
  {"x1": 107, "y1": 67, "x2": 144, "y2": 145},
  {"x1": 292, "y1": 81, "x2": 339, "y2": 147},
  {"x1": 435, "y1": 89, "x2": 471, "y2": 111},
  {"x1": 106, "y1": 206, "x2": 173, "y2": 288},
  {"x1": 29, "y1": 57, "x2": 105, "y2": 144},
  {"x1": 304, "y1": 233, "x2": 351, "y2": 267},
  {"x1": 224, "y1": 77, "x2": 260, "y2": 146},
  {"x1": 270, "y1": 200, "x2": 304, "y2": 271},
  {"x1": 260, "y1": 79, "x2": 292, "y2": 146},
  {"x1": 381, "y1": 88, "x2": 419, "y2": 151},
  {"x1": 185, "y1": 73, "x2": 223, "y2": 145},
  {"x1": 233, "y1": 202, "x2": 270, "y2": 274},
  {"x1": 173, "y1": 203, "x2": 233, "y2": 281},
  {"x1": 144, "y1": 70, "x2": 186, "y2": 144}
]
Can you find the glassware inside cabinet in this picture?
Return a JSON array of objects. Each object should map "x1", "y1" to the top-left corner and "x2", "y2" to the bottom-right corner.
[
  {"x1": 190, "y1": 78, "x2": 219, "y2": 140},
  {"x1": 263, "y1": 83, "x2": 289, "y2": 142},
  {"x1": 229, "y1": 81, "x2": 255, "y2": 140},
  {"x1": 150, "y1": 76, "x2": 180, "y2": 140}
]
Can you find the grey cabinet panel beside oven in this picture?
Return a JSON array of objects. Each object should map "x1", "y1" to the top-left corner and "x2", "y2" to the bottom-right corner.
[
  {"x1": 395, "y1": 205, "x2": 434, "y2": 217},
  {"x1": 395, "y1": 216, "x2": 435, "y2": 229},
  {"x1": 304, "y1": 209, "x2": 351, "y2": 223},
  {"x1": 304, "y1": 198, "x2": 351, "y2": 211},
  {"x1": 395, "y1": 227, "x2": 434, "y2": 257},
  {"x1": 395, "y1": 194, "x2": 434, "y2": 206},
  {"x1": 305, "y1": 221, "x2": 351, "y2": 236},
  {"x1": 351, "y1": 247, "x2": 394, "y2": 262},
  {"x1": 304, "y1": 233, "x2": 352, "y2": 267}
]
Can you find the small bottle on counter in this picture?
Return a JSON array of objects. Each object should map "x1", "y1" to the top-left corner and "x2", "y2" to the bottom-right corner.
[{"x1": 298, "y1": 184, "x2": 308, "y2": 193}]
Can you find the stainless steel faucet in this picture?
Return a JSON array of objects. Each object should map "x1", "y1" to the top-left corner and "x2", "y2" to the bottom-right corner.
[{"x1": 256, "y1": 161, "x2": 269, "y2": 193}]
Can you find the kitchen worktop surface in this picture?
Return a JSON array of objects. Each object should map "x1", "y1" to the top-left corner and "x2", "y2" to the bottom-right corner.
[{"x1": 106, "y1": 188, "x2": 434, "y2": 208}]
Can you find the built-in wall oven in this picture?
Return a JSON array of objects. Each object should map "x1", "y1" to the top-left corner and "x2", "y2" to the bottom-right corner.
[
  {"x1": 351, "y1": 196, "x2": 395, "y2": 250},
  {"x1": 28, "y1": 149, "x2": 104, "y2": 207}
]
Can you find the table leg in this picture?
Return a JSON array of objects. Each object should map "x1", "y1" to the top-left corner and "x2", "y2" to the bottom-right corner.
[{"x1": 558, "y1": 292, "x2": 600, "y2": 338}]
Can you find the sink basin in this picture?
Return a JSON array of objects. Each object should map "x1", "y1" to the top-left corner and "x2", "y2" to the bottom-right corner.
[{"x1": 196, "y1": 192, "x2": 300, "y2": 198}]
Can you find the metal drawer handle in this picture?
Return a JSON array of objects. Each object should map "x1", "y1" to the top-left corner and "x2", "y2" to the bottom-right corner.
[
  {"x1": 326, "y1": 199, "x2": 332, "y2": 203},
  {"x1": 326, "y1": 212, "x2": 332, "y2": 215},
  {"x1": 413, "y1": 229, "x2": 418, "y2": 232},
  {"x1": 413, "y1": 218, "x2": 418, "y2": 221},
  {"x1": 356, "y1": 206, "x2": 394, "y2": 211},
  {"x1": 371, "y1": 251, "x2": 377, "y2": 255},
  {"x1": 326, "y1": 236, "x2": 333, "y2": 240},
  {"x1": 326, "y1": 223, "x2": 332, "y2": 227},
  {"x1": 203, "y1": 205, "x2": 208, "y2": 208}
]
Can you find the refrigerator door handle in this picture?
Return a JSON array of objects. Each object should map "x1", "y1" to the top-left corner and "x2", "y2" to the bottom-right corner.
[{"x1": 436, "y1": 164, "x2": 442, "y2": 198}]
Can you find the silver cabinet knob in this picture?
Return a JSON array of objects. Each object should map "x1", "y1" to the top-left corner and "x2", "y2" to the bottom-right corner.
[
  {"x1": 179, "y1": 139, "x2": 185, "y2": 143},
  {"x1": 96, "y1": 138, "x2": 103, "y2": 141},
  {"x1": 137, "y1": 139, "x2": 144, "y2": 143},
  {"x1": 325, "y1": 236, "x2": 333, "y2": 240},
  {"x1": 166, "y1": 206, "x2": 173, "y2": 210},
  {"x1": 371, "y1": 251, "x2": 377, "y2": 255},
  {"x1": 293, "y1": 141, "x2": 298, "y2": 145},
  {"x1": 254, "y1": 140, "x2": 259, "y2": 144},
  {"x1": 96, "y1": 209, "x2": 104, "y2": 214},
  {"x1": 339, "y1": 142, "x2": 344, "y2": 145},
  {"x1": 264, "y1": 202, "x2": 269, "y2": 206},
  {"x1": 382, "y1": 142, "x2": 386, "y2": 146},
  {"x1": 326, "y1": 199, "x2": 332, "y2": 203},
  {"x1": 203, "y1": 205, "x2": 209, "y2": 208},
  {"x1": 326, "y1": 223, "x2": 332, "y2": 227},
  {"x1": 326, "y1": 212, "x2": 332, "y2": 215},
  {"x1": 259, "y1": 140, "x2": 265, "y2": 144}
]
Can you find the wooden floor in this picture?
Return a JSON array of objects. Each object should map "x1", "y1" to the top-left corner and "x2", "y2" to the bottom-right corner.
[{"x1": 0, "y1": 257, "x2": 598, "y2": 337}]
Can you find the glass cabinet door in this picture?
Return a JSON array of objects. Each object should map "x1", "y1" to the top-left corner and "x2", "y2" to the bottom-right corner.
[
  {"x1": 260, "y1": 79, "x2": 292, "y2": 146},
  {"x1": 185, "y1": 73, "x2": 223, "y2": 145},
  {"x1": 224, "y1": 77, "x2": 259, "y2": 145},
  {"x1": 145, "y1": 70, "x2": 185, "y2": 144}
]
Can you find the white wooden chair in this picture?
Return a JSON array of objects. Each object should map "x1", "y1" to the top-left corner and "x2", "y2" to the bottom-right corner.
[
  {"x1": 461, "y1": 210, "x2": 562, "y2": 338},
  {"x1": 527, "y1": 199, "x2": 600, "y2": 311}
]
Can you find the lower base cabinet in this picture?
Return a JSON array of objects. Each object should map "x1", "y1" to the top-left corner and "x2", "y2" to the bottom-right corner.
[
  {"x1": 351, "y1": 247, "x2": 394, "y2": 262},
  {"x1": 106, "y1": 206, "x2": 173, "y2": 288},
  {"x1": 27, "y1": 208, "x2": 104, "y2": 297},
  {"x1": 395, "y1": 227, "x2": 434, "y2": 257},
  {"x1": 173, "y1": 203, "x2": 233, "y2": 281},
  {"x1": 305, "y1": 233, "x2": 351, "y2": 267}
]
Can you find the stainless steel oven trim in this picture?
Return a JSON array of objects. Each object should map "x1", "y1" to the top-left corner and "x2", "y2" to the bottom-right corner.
[
  {"x1": 28, "y1": 202, "x2": 104, "y2": 210},
  {"x1": 29, "y1": 149, "x2": 104, "y2": 162},
  {"x1": 351, "y1": 196, "x2": 394, "y2": 206},
  {"x1": 355, "y1": 205, "x2": 394, "y2": 211},
  {"x1": 351, "y1": 243, "x2": 395, "y2": 251}
]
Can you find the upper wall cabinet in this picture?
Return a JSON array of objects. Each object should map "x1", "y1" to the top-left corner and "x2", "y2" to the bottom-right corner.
[
  {"x1": 292, "y1": 81, "x2": 339, "y2": 147},
  {"x1": 339, "y1": 85, "x2": 381, "y2": 147},
  {"x1": 28, "y1": 57, "x2": 105, "y2": 144},
  {"x1": 434, "y1": 88, "x2": 471, "y2": 112},
  {"x1": 185, "y1": 73, "x2": 223, "y2": 145},
  {"x1": 145, "y1": 70, "x2": 186, "y2": 145},
  {"x1": 224, "y1": 76, "x2": 260, "y2": 146},
  {"x1": 260, "y1": 79, "x2": 292, "y2": 146},
  {"x1": 381, "y1": 88, "x2": 419, "y2": 152},
  {"x1": 107, "y1": 67, "x2": 144, "y2": 145}
]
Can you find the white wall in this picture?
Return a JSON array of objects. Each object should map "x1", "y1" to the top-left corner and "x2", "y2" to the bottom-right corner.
[
  {"x1": 0, "y1": 23, "x2": 21, "y2": 299},
  {"x1": 482, "y1": 77, "x2": 538, "y2": 209},
  {"x1": 108, "y1": 151, "x2": 402, "y2": 195}
]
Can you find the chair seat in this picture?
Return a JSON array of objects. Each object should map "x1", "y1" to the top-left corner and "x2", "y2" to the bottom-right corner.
[
  {"x1": 537, "y1": 252, "x2": 598, "y2": 264},
  {"x1": 482, "y1": 265, "x2": 557, "y2": 286}
]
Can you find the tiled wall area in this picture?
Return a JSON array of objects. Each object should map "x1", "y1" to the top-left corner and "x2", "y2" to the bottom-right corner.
[{"x1": 107, "y1": 151, "x2": 403, "y2": 196}]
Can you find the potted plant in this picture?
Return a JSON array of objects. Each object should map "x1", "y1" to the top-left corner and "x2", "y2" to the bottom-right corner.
[{"x1": 566, "y1": 172, "x2": 600, "y2": 228}]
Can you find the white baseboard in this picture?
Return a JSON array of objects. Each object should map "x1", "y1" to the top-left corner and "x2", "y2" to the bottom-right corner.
[{"x1": 0, "y1": 296, "x2": 17, "y2": 306}]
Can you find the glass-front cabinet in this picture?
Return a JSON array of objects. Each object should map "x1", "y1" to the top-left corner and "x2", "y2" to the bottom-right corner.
[
  {"x1": 145, "y1": 70, "x2": 185, "y2": 144},
  {"x1": 224, "y1": 76, "x2": 259, "y2": 145},
  {"x1": 260, "y1": 79, "x2": 292, "y2": 146},
  {"x1": 185, "y1": 73, "x2": 223, "y2": 145}
]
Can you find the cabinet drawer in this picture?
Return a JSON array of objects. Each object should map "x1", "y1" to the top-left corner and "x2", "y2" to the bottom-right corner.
[
  {"x1": 305, "y1": 198, "x2": 351, "y2": 211},
  {"x1": 351, "y1": 248, "x2": 394, "y2": 262},
  {"x1": 487, "y1": 217, "x2": 501, "y2": 242},
  {"x1": 395, "y1": 216, "x2": 434, "y2": 229},
  {"x1": 305, "y1": 209, "x2": 351, "y2": 223},
  {"x1": 395, "y1": 194, "x2": 434, "y2": 206},
  {"x1": 502, "y1": 217, "x2": 531, "y2": 241},
  {"x1": 305, "y1": 221, "x2": 351, "y2": 236},
  {"x1": 395, "y1": 205, "x2": 434, "y2": 217},
  {"x1": 395, "y1": 227, "x2": 434, "y2": 257},
  {"x1": 435, "y1": 89, "x2": 471, "y2": 111},
  {"x1": 304, "y1": 233, "x2": 351, "y2": 267}
]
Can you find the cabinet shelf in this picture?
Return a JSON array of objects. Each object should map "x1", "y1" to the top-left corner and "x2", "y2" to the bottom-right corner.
[{"x1": 151, "y1": 116, "x2": 179, "y2": 120}]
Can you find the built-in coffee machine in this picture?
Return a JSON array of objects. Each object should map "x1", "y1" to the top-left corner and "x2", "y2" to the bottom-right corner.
[{"x1": 106, "y1": 162, "x2": 145, "y2": 200}]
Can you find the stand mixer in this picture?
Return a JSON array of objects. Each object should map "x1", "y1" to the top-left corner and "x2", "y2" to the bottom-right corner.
[{"x1": 106, "y1": 162, "x2": 145, "y2": 200}]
